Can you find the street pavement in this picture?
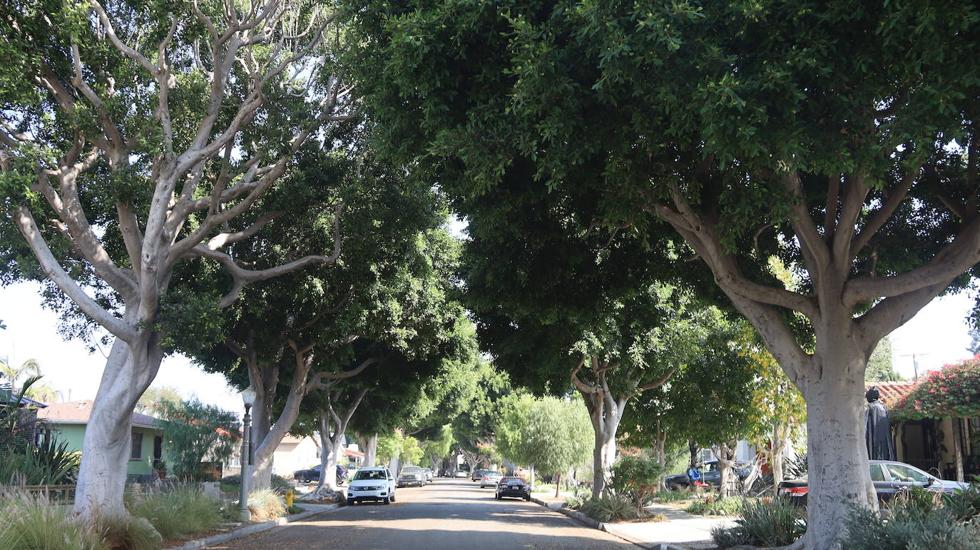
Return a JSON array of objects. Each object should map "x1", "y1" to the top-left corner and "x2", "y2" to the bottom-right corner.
[{"x1": 208, "y1": 478, "x2": 634, "y2": 550}]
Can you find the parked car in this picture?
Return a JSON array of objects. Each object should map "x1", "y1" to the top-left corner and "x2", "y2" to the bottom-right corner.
[
  {"x1": 293, "y1": 464, "x2": 346, "y2": 485},
  {"x1": 479, "y1": 471, "x2": 503, "y2": 488},
  {"x1": 422, "y1": 468, "x2": 434, "y2": 483},
  {"x1": 664, "y1": 460, "x2": 751, "y2": 490},
  {"x1": 495, "y1": 476, "x2": 532, "y2": 501},
  {"x1": 347, "y1": 467, "x2": 396, "y2": 505},
  {"x1": 471, "y1": 469, "x2": 487, "y2": 482},
  {"x1": 397, "y1": 466, "x2": 427, "y2": 487},
  {"x1": 454, "y1": 470, "x2": 469, "y2": 478},
  {"x1": 777, "y1": 459, "x2": 971, "y2": 506}
]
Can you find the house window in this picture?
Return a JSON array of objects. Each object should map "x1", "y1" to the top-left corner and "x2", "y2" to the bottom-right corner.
[
  {"x1": 153, "y1": 436, "x2": 163, "y2": 460},
  {"x1": 131, "y1": 432, "x2": 143, "y2": 460}
]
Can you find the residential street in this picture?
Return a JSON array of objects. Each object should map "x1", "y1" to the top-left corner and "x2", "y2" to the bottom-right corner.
[{"x1": 208, "y1": 479, "x2": 633, "y2": 550}]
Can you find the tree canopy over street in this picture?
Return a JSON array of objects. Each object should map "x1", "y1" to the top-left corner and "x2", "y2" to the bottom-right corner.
[
  {"x1": 1, "y1": 2, "x2": 978, "y2": 548},
  {"x1": 344, "y1": 1, "x2": 980, "y2": 546}
]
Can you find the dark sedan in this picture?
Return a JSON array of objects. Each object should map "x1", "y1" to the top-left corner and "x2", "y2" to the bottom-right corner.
[
  {"x1": 293, "y1": 464, "x2": 346, "y2": 485},
  {"x1": 664, "y1": 460, "x2": 751, "y2": 490},
  {"x1": 777, "y1": 459, "x2": 971, "y2": 506},
  {"x1": 495, "y1": 476, "x2": 532, "y2": 501}
]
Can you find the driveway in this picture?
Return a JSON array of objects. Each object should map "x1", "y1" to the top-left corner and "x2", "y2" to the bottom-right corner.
[{"x1": 208, "y1": 479, "x2": 633, "y2": 550}]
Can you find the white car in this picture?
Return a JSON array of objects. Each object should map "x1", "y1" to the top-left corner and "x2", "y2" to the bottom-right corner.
[{"x1": 346, "y1": 467, "x2": 396, "y2": 505}]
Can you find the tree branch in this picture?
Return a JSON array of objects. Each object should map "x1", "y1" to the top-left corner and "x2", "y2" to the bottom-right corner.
[
  {"x1": 844, "y1": 214, "x2": 980, "y2": 304},
  {"x1": 851, "y1": 169, "x2": 917, "y2": 256},
  {"x1": 830, "y1": 174, "x2": 869, "y2": 270},
  {"x1": 11, "y1": 206, "x2": 135, "y2": 342},
  {"x1": 637, "y1": 368, "x2": 676, "y2": 392}
]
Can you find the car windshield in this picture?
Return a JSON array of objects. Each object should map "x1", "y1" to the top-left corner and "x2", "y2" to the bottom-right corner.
[
  {"x1": 501, "y1": 477, "x2": 523, "y2": 485},
  {"x1": 402, "y1": 467, "x2": 421, "y2": 473},
  {"x1": 885, "y1": 463, "x2": 930, "y2": 483},
  {"x1": 354, "y1": 470, "x2": 386, "y2": 481}
]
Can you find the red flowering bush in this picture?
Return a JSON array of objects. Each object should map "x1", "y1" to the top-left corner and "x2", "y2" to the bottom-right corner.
[{"x1": 893, "y1": 356, "x2": 980, "y2": 420}]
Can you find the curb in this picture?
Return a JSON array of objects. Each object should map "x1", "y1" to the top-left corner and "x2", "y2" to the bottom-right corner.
[
  {"x1": 529, "y1": 497, "x2": 646, "y2": 547},
  {"x1": 529, "y1": 497, "x2": 691, "y2": 550},
  {"x1": 170, "y1": 504, "x2": 339, "y2": 549}
]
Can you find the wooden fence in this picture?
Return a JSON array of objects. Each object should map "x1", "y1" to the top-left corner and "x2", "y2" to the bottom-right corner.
[{"x1": 0, "y1": 484, "x2": 76, "y2": 504}]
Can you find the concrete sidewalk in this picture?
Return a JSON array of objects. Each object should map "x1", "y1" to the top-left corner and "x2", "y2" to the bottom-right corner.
[
  {"x1": 603, "y1": 503, "x2": 733, "y2": 549},
  {"x1": 532, "y1": 495, "x2": 734, "y2": 549}
]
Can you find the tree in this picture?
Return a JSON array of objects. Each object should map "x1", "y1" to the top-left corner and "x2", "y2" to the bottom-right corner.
[
  {"x1": 494, "y1": 393, "x2": 536, "y2": 471},
  {"x1": 157, "y1": 399, "x2": 238, "y2": 480},
  {"x1": 866, "y1": 337, "x2": 900, "y2": 382},
  {"x1": 421, "y1": 425, "x2": 454, "y2": 473},
  {"x1": 0, "y1": 357, "x2": 59, "y2": 403},
  {"x1": 505, "y1": 395, "x2": 592, "y2": 494},
  {"x1": 346, "y1": 2, "x2": 980, "y2": 545},
  {"x1": 625, "y1": 317, "x2": 759, "y2": 497},
  {"x1": 450, "y1": 361, "x2": 511, "y2": 473},
  {"x1": 741, "y1": 330, "x2": 807, "y2": 495},
  {"x1": 190, "y1": 148, "x2": 454, "y2": 492},
  {"x1": 376, "y1": 430, "x2": 423, "y2": 471},
  {"x1": 136, "y1": 386, "x2": 182, "y2": 415},
  {"x1": 1, "y1": 0, "x2": 347, "y2": 520}
]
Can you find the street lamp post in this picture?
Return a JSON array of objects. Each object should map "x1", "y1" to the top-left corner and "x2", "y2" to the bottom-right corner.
[{"x1": 239, "y1": 388, "x2": 256, "y2": 522}]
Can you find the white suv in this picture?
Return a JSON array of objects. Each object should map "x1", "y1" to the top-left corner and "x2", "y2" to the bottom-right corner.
[{"x1": 347, "y1": 467, "x2": 396, "y2": 505}]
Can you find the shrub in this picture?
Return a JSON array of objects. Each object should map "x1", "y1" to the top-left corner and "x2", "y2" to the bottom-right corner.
[
  {"x1": 221, "y1": 474, "x2": 292, "y2": 493},
  {"x1": 943, "y1": 483, "x2": 980, "y2": 521},
  {"x1": 686, "y1": 496, "x2": 744, "y2": 516},
  {"x1": 711, "y1": 497, "x2": 805, "y2": 548},
  {"x1": 247, "y1": 489, "x2": 286, "y2": 521},
  {"x1": 128, "y1": 487, "x2": 222, "y2": 539},
  {"x1": 570, "y1": 494, "x2": 641, "y2": 522},
  {"x1": 0, "y1": 493, "x2": 106, "y2": 550},
  {"x1": 611, "y1": 456, "x2": 665, "y2": 511},
  {"x1": 842, "y1": 493, "x2": 980, "y2": 550},
  {"x1": 653, "y1": 488, "x2": 693, "y2": 503},
  {"x1": 93, "y1": 515, "x2": 162, "y2": 550}
]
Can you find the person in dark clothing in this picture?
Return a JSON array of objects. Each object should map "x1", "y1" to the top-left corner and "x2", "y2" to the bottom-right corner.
[{"x1": 865, "y1": 386, "x2": 896, "y2": 461}]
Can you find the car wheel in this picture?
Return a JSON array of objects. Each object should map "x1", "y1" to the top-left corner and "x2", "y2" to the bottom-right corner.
[
  {"x1": 495, "y1": 494, "x2": 501, "y2": 500},
  {"x1": 347, "y1": 499, "x2": 355, "y2": 506}
]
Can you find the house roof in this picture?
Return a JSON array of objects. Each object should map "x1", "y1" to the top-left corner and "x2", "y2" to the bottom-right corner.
[
  {"x1": 867, "y1": 381, "x2": 917, "y2": 408},
  {"x1": 0, "y1": 384, "x2": 47, "y2": 408},
  {"x1": 37, "y1": 400, "x2": 161, "y2": 430},
  {"x1": 344, "y1": 448, "x2": 365, "y2": 459}
]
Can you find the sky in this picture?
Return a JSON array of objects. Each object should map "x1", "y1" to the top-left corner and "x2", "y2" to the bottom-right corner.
[{"x1": 1, "y1": 276, "x2": 975, "y2": 412}]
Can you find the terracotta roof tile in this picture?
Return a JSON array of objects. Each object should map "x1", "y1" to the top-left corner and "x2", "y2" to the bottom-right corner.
[
  {"x1": 37, "y1": 400, "x2": 161, "y2": 430},
  {"x1": 866, "y1": 381, "x2": 917, "y2": 408}
]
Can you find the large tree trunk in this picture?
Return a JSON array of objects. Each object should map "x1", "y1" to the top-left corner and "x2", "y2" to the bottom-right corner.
[
  {"x1": 581, "y1": 388, "x2": 623, "y2": 499},
  {"x1": 770, "y1": 422, "x2": 790, "y2": 497},
  {"x1": 316, "y1": 415, "x2": 342, "y2": 493},
  {"x1": 804, "y1": 350, "x2": 877, "y2": 550},
  {"x1": 74, "y1": 337, "x2": 162, "y2": 521},
  {"x1": 363, "y1": 433, "x2": 378, "y2": 467},
  {"x1": 245, "y1": 348, "x2": 315, "y2": 491},
  {"x1": 953, "y1": 417, "x2": 965, "y2": 482},
  {"x1": 713, "y1": 442, "x2": 738, "y2": 498},
  {"x1": 651, "y1": 423, "x2": 667, "y2": 468}
]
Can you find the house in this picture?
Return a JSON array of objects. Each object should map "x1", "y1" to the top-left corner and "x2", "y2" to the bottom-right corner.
[
  {"x1": 871, "y1": 376, "x2": 978, "y2": 481},
  {"x1": 37, "y1": 400, "x2": 167, "y2": 480},
  {"x1": 269, "y1": 435, "x2": 366, "y2": 477},
  {"x1": 0, "y1": 381, "x2": 47, "y2": 446},
  {"x1": 272, "y1": 435, "x2": 321, "y2": 476}
]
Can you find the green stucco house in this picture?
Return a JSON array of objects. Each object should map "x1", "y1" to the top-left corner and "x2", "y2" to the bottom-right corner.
[{"x1": 37, "y1": 400, "x2": 167, "y2": 479}]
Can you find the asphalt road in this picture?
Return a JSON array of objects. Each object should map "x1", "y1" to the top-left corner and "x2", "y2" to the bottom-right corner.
[{"x1": 209, "y1": 478, "x2": 633, "y2": 550}]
